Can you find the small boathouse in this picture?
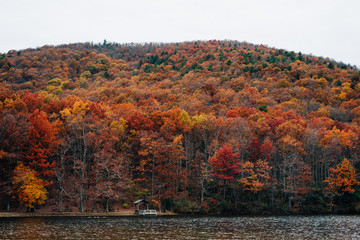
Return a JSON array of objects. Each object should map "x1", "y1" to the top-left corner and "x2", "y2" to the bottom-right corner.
[{"x1": 134, "y1": 199, "x2": 157, "y2": 216}]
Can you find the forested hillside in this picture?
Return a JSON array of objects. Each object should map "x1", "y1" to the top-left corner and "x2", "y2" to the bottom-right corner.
[{"x1": 1, "y1": 40, "x2": 360, "y2": 214}]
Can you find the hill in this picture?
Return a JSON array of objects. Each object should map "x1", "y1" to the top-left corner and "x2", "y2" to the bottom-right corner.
[{"x1": 1, "y1": 40, "x2": 360, "y2": 214}]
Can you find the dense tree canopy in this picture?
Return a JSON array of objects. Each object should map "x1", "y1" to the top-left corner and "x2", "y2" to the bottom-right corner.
[{"x1": 0, "y1": 40, "x2": 360, "y2": 214}]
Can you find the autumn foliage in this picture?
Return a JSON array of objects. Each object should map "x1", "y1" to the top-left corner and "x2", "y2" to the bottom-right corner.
[
  {"x1": 209, "y1": 144, "x2": 240, "y2": 181},
  {"x1": 0, "y1": 40, "x2": 360, "y2": 213},
  {"x1": 12, "y1": 163, "x2": 47, "y2": 209},
  {"x1": 324, "y1": 158, "x2": 359, "y2": 194},
  {"x1": 27, "y1": 109, "x2": 60, "y2": 180}
]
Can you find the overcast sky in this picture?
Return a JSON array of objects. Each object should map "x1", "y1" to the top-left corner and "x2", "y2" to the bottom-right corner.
[{"x1": 1, "y1": 0, "x2": 359, "y2": 66}]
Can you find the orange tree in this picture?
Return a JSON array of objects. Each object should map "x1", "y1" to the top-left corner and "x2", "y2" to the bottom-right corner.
[
  {"x1": 323, "y1": 158, "x2": 359, "y2": 211},
  {"x1": 27, "y1": 109, "x2": 60, "y2": 180}
]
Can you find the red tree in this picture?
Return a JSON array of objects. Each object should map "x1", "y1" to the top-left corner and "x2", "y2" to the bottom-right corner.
[
  {"x1": 209, "y1": 143, "x2": 240, "y2": 199},
  {"x1": 247, "y1": 137, "x2": 261, "y2": 162}
]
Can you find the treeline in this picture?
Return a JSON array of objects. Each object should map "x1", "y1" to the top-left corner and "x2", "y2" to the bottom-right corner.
[{"x1": 0, "y1": 40, "x2": 360, "y2": 214}]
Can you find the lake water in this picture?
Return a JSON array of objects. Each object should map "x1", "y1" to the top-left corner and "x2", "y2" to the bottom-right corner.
[{"x1": 1, "y1": 215, "x2": 360, "y2": 239}]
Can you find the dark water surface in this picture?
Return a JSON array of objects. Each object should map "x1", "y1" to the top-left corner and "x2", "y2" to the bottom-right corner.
[{"x1": 1, "y1": 215, "x2": 360, "y2": 239}]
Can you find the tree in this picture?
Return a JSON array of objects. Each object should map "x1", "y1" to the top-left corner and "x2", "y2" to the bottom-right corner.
[
  {"x1": 324, "y1": 158, "x2": 359, "y2": 211},
  {"x1": 240, "y1": 159, "x2": 272, "y2": 194},
  {"x1": 328, "y1": 62, "x2": 334, "y2": 69},
  {"x1": 209, "y1": 143, "x2": 240, "y2": 199},
  {"x1": 12, "y1": 162, "x2": 47, "y2": 211},
  {"x1": 27, "y1": 109, "x2": 60, "y2": 181},
  {"x1": 91, "y1": 126, "x2": 129, "y2": 212},
  {"x1": 60, "y1": 100, "x2": 93, "y2": 212},
  {"x1": 137, "y1": 131, "x2": 183, "y2": 211},
  {"x1": 284, "y1": 162, "x2": 313, "y2": 209},
  {"x1": 247, "y1": 137, "x2": 261, "y2": 162},
  {"x1": 219, "y1": 50, "x2": 224, "y2": 61}
]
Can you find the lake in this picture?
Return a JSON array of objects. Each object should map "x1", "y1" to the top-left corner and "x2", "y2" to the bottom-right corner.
[{"x1": 1, "y1": 215, "x2": 360, "y2": 239}]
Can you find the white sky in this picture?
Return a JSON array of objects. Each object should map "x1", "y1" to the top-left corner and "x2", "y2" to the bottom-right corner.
[{"x1": 1, "y1": 0, "x2": 359, "y2": 67}]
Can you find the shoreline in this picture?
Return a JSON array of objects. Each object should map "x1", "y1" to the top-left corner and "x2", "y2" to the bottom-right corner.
[
  {"x1": 1, "y1": 211, "x2": 359, "y2": 218},
  {"x1": 0, "y1": 211, "x2": 178, "y2": 218}
]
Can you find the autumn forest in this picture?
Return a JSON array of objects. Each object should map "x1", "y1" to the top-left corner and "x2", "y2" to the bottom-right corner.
[{"x1": 1, "y1": 40, "x2": 360, "y2": 214}]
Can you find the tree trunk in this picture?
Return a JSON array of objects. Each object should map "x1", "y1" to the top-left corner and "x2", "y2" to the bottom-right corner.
[
  {"x1": 7, "y1": 194, "x2": 10, "y2": 212},
  {"x1": 93, "y1": 199, "x2": 97, "y2": 211},
  {"x1": 223, "y1": 180, "x2": 226, "y2": 200},
  {"x1": 329, "y1": 197, "x2": 333, "y2": 212},
  {"x1": 59, "y1": 189, "x2": 63, "y2": 212},
  {"x1": 79, "y1": 181, "x2": 84, "y2": 212},
  {"x1": 158, "y1": 186, "x2": 162, "y2": 213},
  {"x1": 288, "y1": 197, "x2": 292, "y2": 209},
  {"x1": 151, "y1": 158, "x2": 154, "y2": 200},
  {"x1": 105, "y1": 197, "x2": 109, "y2": 212},
  {"x1": 176, "y1": 158, "x2": 180, "y2": 194},
  {"x1": 201, "y1": 178, "x2": 204, "y2": 202}
]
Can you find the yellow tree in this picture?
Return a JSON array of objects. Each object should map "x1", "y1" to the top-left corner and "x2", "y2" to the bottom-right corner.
[
  {"x1": 12, "y1": 162, "x2": 47, "y2": 212},
  {"x1": 59, "y1": 100, "x2": 92, "y2": 212}
]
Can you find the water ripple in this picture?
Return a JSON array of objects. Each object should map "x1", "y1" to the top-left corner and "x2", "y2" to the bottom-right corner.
[{"x1": 1, "y1": 215, "x2": 360, "y2": 239}]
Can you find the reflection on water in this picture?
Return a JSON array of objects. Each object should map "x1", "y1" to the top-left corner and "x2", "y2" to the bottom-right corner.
[{"x1": 1, "y1": 215, "x2": 360, "y2": 239}]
